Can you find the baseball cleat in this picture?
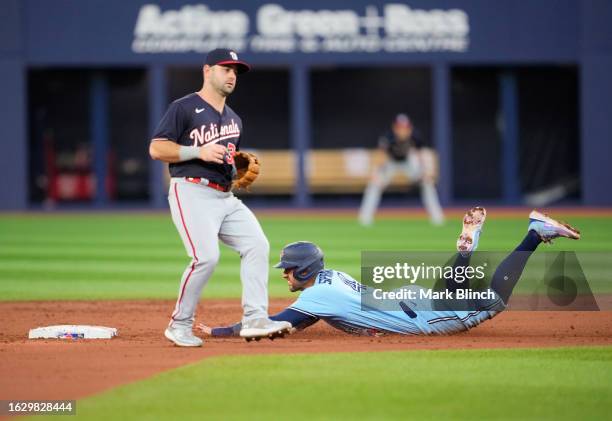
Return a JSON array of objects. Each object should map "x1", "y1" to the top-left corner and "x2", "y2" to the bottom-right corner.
[
  {"x1": 164, "y1": 326, "x2": 203, "y2": 347},
  {"x1": 456, "y1": 206, "x2": 487, "y2": 256},
  {"x1": 244, "y1": 337, "x2": 263, "y2": 342},
  {"x1": 240, "y1": 318, "x2": 292, "y2": 341},
  {"x1": 528, "y1": 210, "x2": 581, "y2": 243},
  {"x1": 268, "y1": 329, "x2": 290, "y2": 340}
]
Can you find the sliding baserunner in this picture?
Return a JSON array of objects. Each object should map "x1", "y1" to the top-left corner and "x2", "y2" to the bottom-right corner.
[{"x1": 199, "y1": 208, "x2": 580, "y2": 338}]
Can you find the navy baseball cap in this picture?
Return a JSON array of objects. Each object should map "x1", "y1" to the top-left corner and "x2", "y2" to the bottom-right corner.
[
  {"x1": 393, "y1": 113, "x2": 412, "y2": 127},
  {"x1": 205, "y1": 49, "x2": 250, "y2": 74}
]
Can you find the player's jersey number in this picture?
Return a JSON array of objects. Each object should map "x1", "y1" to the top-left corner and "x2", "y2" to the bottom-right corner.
[{"x1": 225, "y1": 143, "x2": 236, "y2": 165}]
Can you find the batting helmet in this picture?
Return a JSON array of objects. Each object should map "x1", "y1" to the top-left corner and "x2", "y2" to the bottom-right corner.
[{"x1": 274, "y1": 241, "x2": 324, "y2": 282}]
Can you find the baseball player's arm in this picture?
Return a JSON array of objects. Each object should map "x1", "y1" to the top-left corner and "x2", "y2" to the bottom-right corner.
[
  {"x1": 416, "y1": 147, "x2": 437, "y2": 183},
  {"x1": 149, "y1": 140, "x2": 227, "y2": 164},
  {"x1": 273, "y1": 308, "x2": 319, "y2": 330},
  {"x1": 377, "y1": 136, "x2": 390, "y2": 156},
  {"x1": 197, "y1": 308, "x2": 318, "y2": 337},
  {"x1": 409, "y1": 133, "x2": 434, "y2": 182}
]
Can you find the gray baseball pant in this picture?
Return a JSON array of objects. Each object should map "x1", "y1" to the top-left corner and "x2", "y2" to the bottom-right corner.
[
  {"x1": 358, "y1": 158, "x2": 445, "y2": 226},
  {"x1": 167, "y1": 178, "x2": 269, "y2": 328}
]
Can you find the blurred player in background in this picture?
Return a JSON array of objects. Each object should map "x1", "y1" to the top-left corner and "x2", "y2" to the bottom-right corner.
[{"x1": 358, "y1": 113, "x2": 445, "y2": 226}]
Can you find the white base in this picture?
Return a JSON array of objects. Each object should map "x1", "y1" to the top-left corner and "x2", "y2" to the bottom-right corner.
[{"x1": 28, "y1": 325, "x2": 117, "y2": 339}]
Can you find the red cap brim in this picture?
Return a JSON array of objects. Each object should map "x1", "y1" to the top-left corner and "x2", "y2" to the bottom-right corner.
[{"x1": 215, "y1": 60, "x2": 251, "y2": 74}]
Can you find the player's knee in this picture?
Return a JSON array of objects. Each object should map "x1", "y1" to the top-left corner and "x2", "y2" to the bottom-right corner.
[
  {"x1": 254, "y1": 234, "x2": 270, "y2": 254},
  {"x1": 372, "y1": 174, "x2": 384, "y2": 186},
  {"x1": 196, "y1": 249, "x2": 220, "y2": 267},
  {"x1": 240, "y1": 234, "x2": 269, "y2": 257}
]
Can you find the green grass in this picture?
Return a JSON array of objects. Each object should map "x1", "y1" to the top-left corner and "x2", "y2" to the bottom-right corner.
[
  {"x1": 1, "y1": 213, "x2": 611, "y2": 300},
  {"x1": 35, "y1": 347, "x2": 612, "y2": 420},
  {"x1": 7, "y1": 214, "x2": 610, "y2": 420}
]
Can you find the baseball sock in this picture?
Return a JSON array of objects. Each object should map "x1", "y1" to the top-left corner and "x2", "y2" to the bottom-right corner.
[
  {"x1": 491, "y1": 230, "x2": 542, "y2": 303},
  {"x1": 447, "y1": 253, "x2": 471, "y2": 293}
]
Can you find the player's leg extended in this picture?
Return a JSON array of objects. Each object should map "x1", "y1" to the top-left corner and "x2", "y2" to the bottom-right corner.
[
  {"x1": 490, "y1": 210, "x2": 581, "y2": 304},
  {"x1": 418, "y1": 207, "x2": 489, "y2": 335},
  {"x1": 431, "y1": 209, "x2": 581, "y2": 334},
  {"x1": 219, "y1": 197, "x2": 291, "y2": 339},
  {"x1": 420, "y1": 181, "x2": 445, "y2": 225},
  {"x1": 166, "y1": 180, "x2": 225, "y2": 345},
  {"x1": 218, "y1": 198, "x2": 269, "y2": 320},
  {"x1": 404, "y1": 156, "x2": 445, "y2": 225},
  {"x1": 358, "y1": 162, "x2": 396, "y2": 226},
  {"x1": 445, "y1": 206, "x2": 487, "y2": 293}
]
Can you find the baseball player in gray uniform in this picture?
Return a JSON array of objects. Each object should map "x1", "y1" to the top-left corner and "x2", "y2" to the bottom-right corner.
[
  {"x1": 359, "y1": 114, "x2": 445, "y2": 226},
  {"x1": 149, "y1": 49, "x2": 291, "y2": 347}
]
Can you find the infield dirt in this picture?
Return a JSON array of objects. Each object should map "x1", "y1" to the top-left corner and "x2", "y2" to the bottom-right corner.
[{"x1": 1, "y1": 299, "x2": 611, "y2": 401}]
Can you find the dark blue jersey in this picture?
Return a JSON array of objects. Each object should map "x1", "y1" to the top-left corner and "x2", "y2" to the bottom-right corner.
[
  {"x1": 379, "y1": 130, "x2": 426, "y2": 162},
  {"x1": 151, "y1": 93, "x2": 242, "y2": 186}
]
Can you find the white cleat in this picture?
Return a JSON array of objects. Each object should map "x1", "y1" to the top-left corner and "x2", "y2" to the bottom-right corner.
[
  {"x1": 528, "y1": 210, "x2": 581, "y2": 243},
  {"x1": 240, "y1": 318, "x2": 292, "y2": 341},
  {"x1": 456, "y1": 206, "x2": 487, "y2": 256},
  {"x1": 164, "y1": 326, "x2": 203, "y2": 347}
]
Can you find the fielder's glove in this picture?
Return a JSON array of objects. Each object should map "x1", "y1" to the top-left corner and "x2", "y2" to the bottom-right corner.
[{"x1": 232, "y1": 151, "x2": 260, "y2": 190}]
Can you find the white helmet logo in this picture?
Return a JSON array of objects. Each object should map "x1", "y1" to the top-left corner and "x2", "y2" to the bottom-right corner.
[{"x1": 230, "y1": 51, "x2": 238, "y2": 60}]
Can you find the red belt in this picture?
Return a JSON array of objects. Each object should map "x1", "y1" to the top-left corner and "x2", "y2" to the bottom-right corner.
[{"x1": 185, "y1": 177, "x2": 230, "y2": 192}]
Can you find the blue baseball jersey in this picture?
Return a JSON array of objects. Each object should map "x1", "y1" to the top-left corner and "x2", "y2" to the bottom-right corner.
[
  {"x1": 288, "y1": 269, "x2": 504, "y2": 335},
  {"x1": 152, "y1": 93, "x2": 242, "y2": 186}
]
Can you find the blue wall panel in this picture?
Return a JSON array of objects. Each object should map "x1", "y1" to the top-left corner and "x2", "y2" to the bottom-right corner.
[
  {"x1": 24, "y1": 0, "x2": 580, "y2": 65},
  {"x1": 0, "y1": 59, "x2": 27, "y2": 209},
  {"x1": 0, "y1": 0, "x2": 23, "y2": 54},
  {"x1": 1, "y1": 0, "x2": 611, "y2": 207},
  {"x1": 580, "y1": 0, "x2": 612, "y2": 205}
]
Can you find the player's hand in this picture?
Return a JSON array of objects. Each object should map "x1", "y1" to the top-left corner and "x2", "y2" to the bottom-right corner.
[
  {"x1": 421, "y1": 173, "x2": 435, "y2": 184},
  {"x1": 195, "y1": 323, "x2": 212, "y2": 335},
  {"x1": 199, "y1": 144, "x2": 227, "y2": 164}
]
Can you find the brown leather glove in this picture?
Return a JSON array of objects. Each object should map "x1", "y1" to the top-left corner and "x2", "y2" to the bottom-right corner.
[{"x1": 232, "y1": 151, "x2": 260, "y2": 190}]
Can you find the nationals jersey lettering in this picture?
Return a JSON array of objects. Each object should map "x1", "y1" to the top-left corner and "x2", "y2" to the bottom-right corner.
[
  {"x1": 152, "y1": 93, "x2": 242, "y2": 185},
  {"x1": 189, "y1": 120, "x2": 240, "y2": 146}
]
